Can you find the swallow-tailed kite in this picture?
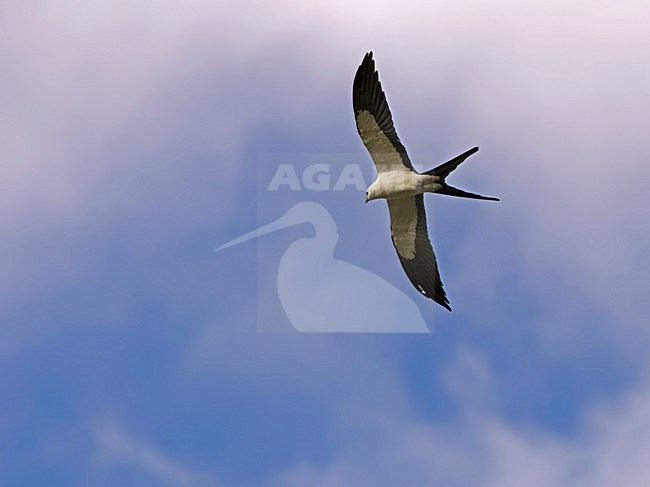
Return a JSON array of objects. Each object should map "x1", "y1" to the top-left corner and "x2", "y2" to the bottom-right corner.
[{"x1": 353, "y1": 51, "x2": 499, "y2": 311}]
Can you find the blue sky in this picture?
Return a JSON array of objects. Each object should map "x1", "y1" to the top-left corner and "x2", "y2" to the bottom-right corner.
[{"x1": 2, "y1": 0, "x2": 650, "y2": 485}]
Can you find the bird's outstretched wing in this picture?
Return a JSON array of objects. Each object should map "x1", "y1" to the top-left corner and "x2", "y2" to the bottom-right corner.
[
  {"x1": 353, "y1": 51, "x2": 414, "y2": 173},
  {"x1": 387, "y1": 194, "x2": 451, "y2": 311}
]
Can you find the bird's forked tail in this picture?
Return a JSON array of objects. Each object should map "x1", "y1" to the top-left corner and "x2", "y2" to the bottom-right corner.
[{"x1": 423, "y1": 147, "x2": 499, "y2": 201}]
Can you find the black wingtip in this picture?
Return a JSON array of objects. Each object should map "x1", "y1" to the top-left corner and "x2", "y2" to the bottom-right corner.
[
  {"x1": 361, "y1": 51, "x2": 374, "y2": 70},
  {"x1": 424, "y1": 291, "x2": 452, "y2": 311}
]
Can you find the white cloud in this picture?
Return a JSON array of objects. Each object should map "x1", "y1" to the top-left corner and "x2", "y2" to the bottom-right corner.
[
  {"x1": 443, "y1": 345, "x2": 497, "y2": 411},
  {"x1": 93, "y1": 418, "x2": 217, "y2": 486},
  {"x1": 270, "y1": 346, "x2": 650, "y2": 486}
]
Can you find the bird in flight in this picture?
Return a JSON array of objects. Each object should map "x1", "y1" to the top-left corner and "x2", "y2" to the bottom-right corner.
[{"x1": 353, "y1": 51, "x2": 498, "y2": 311}]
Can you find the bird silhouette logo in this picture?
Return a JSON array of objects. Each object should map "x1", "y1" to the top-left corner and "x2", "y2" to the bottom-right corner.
[{"x1": 217, "y1": 202, "x2": 428, "y2": 333}]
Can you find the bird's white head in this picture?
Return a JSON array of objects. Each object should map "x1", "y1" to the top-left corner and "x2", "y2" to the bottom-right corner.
[{"x1": 365, "y1": 179, "x2": 382, "y2": 203}]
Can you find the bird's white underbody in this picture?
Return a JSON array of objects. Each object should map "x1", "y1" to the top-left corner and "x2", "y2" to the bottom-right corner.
[{"x1": 368, "y1": 171, "x2": 442, "y2": 201}]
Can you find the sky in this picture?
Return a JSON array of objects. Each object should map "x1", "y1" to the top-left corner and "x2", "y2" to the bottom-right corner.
[{"x1": 2, "y1": 0, "x2": 650, "y2": 485}]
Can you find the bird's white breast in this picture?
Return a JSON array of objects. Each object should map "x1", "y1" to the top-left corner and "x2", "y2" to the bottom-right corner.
[{"x1": 372, "y1": 172, "x2": 441, "y2": 200}]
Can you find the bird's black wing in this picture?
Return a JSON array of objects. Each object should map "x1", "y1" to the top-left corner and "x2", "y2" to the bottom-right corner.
[
  {"x1": 387, "y1": 194, "x2": 451, "y2": 311},
  {"x1": 353, "y1": 51, "x2": 414, "y2": 173}
]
